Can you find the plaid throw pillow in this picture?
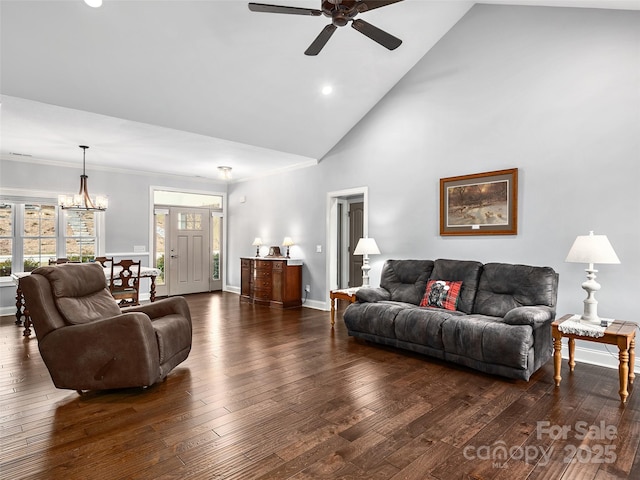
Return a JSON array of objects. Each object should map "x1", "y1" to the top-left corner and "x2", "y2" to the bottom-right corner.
[{"x1": 420, "y1": 280, "x2": 463, "y2": 311}]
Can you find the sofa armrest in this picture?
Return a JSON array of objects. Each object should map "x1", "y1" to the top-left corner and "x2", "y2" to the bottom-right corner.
[
  {"x1": 355, "y1": 287, "x2": 391, "y2": 303},
  {"x1": 503, "y1": 306, "x2": 555, "y2": 326},
  {"x1": 124, "y1": 296, "x2": 191, "y2": 324}
]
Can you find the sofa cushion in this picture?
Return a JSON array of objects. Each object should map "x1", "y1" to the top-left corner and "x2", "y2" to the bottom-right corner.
[
  {"x1": 395, "y1": 308, "x2": 460, "y2": 349},
  {"x1": 33, "y1": 263, "x2": 107, "y2": 298},
  {"x1": 56, "y1": 291, "x2": 123, "y2": 325},
  {"x1": 441, "y1": 315, "x2": 533, "y2": 370},
  {"x1": 430, "y1": 259, "x2": 483, "y2": 314},
  {"x1": 420, "y1": 280, "x2": 462, "y2": 311},
  {"x1": 33, "y1": 263, "x2": 121, "y2": 325},
  {"x1": 380, "y1": 260, "x2": 434, "y2": 305},
  {"x1": 343, "y1": 302, "x2": 405, "y2": 339},
  {"x1": 473, "y1": 263, "x2": 559, "y2": 317}
]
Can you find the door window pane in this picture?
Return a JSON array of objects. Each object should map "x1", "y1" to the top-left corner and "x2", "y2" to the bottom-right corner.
[
  {"x1": 154, "y1": 212, "x2": 166, "y2": 285},
  {"x1": 178, "y1": 213, "x2": 202, "y2": 230},
  {"x1": 212, "y1": 216, "x2": 221, "y2": 281},
  {"x1": 154, "y1": 191, "x2": 222, "y2": 209}
]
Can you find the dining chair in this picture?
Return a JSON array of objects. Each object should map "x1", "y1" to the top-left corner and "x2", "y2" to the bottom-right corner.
[
  {"x1": 94, "y1": 256, "x2": 113, "y2": 268},
  {"x1": 109, "y1": 259, "x2": 141, "y2": 307}
]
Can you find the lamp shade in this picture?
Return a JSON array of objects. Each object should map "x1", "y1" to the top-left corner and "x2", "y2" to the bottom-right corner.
[
  {"x1": 565, "y1": 231, "x2": 620, "y2": 265},
  {"x1": 354, "y1": 237, "x2": 381, "y2": 256},
  {"x1": 282, "y1": 237, "x2": 294, "y2": 247},
  {"x1": 252, "y1": 237, "x2": 263, "y2": 246}
]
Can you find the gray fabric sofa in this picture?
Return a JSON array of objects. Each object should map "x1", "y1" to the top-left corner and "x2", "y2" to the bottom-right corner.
[{"x1": 343, "y1": 259, "x2": 559, "y2": 381}]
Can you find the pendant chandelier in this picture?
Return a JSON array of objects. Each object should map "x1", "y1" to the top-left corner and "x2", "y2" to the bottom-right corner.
[{"x1": 58, "y1": 145, "x2": 108, "y2": 211}]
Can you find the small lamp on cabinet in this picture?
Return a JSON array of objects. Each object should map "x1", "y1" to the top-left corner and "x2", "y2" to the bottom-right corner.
[
  {"x1": 283, "y1": 237, "x2": 294, "y2": 258},
  {"x1": 252, "y1": 237, "x2": 263, "y2": 257}
]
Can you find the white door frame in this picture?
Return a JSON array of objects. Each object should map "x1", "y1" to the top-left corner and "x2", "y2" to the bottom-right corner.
[
  {"x1": 325, "y1": 186, "x2": 368, "y2": 309},
  {"x1": 149, "y1": 186, "x2": 228, "y2": 295}
]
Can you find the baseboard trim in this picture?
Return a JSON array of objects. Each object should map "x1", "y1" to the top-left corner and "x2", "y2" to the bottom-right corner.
[
  {"x1": 222, "y1": 287, "x2": 326, "y2": 311},
  {"x1": 560, "y1": 342, "x2": 639, "y2": 373},
  {"x1": 301, "y1": 299, "x2": 325, "y2": 310}
]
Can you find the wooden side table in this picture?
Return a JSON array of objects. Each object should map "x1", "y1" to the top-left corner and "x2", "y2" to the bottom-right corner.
[
  {"x1": 329, "y1": 287, "x2": 361, "y2": 327},
  {"x1": 552, "y1": 314, "x2": 636, "y2": 403}
]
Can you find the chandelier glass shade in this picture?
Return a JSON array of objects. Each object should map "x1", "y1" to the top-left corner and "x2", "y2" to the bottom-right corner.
[{"x1": 58, "y1": 145, "x2": 108, "y2": 211}]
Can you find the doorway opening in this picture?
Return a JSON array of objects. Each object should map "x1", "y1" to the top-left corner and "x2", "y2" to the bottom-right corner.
[
  {"x1": 151, "y1": 189, "x2": 226, "y2": 297},
  {"x1": 326, "y1": 187, "x2": 368, "y2": 306}
]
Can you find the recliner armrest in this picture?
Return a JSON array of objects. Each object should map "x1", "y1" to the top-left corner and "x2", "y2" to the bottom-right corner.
[
  {"x1": 124, "y1": 296, "x2": 191, "y2": 324},
  {"x1": 356, "y1": 287, "x2": 391, "y2": 303},
  {"x1": 503, "y1": 306, "x2": 555, "y2": 326}
]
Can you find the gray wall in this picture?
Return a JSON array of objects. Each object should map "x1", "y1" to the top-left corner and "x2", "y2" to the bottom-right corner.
[
  {"x1": 229, "y1": 5, "x2": 639, "y2": 327},
  {"x1": 2, "y1": 4, "x2": 638, "y2": 368},
  {"x1": 0, "y1": 158, "x2": 226, "y2": 308}
]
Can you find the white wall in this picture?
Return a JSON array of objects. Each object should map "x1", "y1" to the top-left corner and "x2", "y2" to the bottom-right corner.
[
  {"x1": 228, "y1": 5, "x2": 640, "y2": 368},
  {"x1": 0, "y1": 159, "x2": 227, "y2": 310},
  {"x1": 3, "y1": 4, "x2": 638, "y2": 370}
]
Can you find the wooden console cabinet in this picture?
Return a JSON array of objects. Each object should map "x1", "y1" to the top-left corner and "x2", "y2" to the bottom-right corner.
[{"x1": 240, "y1": 257, "x2": 303, "y2": 309}]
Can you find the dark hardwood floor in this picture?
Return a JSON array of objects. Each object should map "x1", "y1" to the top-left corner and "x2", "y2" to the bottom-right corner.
[{"x1": 1, "y1": 292, "x2": 639, "y2": 479}]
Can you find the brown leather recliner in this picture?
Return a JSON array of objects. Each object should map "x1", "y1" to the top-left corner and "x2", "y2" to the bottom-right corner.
[{"x1": 20, "y1": 262, "x2": 192, "y2": 393}]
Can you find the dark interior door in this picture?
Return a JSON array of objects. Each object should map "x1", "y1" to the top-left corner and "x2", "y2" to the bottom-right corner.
[{"x1": 348, "y1": 202, "x2": 364, "y2": 287}]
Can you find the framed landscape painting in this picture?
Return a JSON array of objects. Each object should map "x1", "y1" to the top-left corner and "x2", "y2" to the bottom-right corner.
[{"x1": 440, "y1": 168, "x2": 518, "y2": 236}]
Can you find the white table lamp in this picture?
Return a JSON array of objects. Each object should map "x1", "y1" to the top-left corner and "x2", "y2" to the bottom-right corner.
[
  {"x1": 252, "y1": 237, "x2": 263, "y2": 257},
  {"x1": 282, "y1": 237, "x2": 294, "y2": 258},
  {"x1": 353, "y1": 237, "x2": 381, "y2": 287},
  {"x1": 565, "y1": 231, "x2": 620, "y2": 325}
]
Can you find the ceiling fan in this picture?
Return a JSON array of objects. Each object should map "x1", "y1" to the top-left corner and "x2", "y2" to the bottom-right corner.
[{"x1": 248, "y1": 0, "x2": 404, "y2": 56}]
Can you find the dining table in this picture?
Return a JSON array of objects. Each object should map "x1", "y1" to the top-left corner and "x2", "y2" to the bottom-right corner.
[{"x1": 11, "y1": 265, "x2": 161, "y2": 337}]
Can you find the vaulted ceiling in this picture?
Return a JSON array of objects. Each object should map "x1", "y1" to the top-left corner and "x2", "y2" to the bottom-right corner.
[{"x1": 1, "y1": 0, "x2": 637, "y2": 182}]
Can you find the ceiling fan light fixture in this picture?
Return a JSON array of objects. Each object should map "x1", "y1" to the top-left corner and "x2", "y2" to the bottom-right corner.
[
  {"x1": 84, "y1": 0, "x2": 103, "y2": 8},
  {"x1": 249, "y1": 0, "x2": 404, "y2": 55}
]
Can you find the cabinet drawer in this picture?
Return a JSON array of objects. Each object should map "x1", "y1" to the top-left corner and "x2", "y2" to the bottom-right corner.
[
  {"x1": 253, "y1": 288, "x2": 271, "y2": 300},
  {"x1": 255, "y1": 260, "x2": 272, "y2": 270},
  {"x1": 255, "y1": 278, "x2": 272, "y2": 289},
  {"x1": 256, "y1": 269, "x2": 271, "y2": 278}
]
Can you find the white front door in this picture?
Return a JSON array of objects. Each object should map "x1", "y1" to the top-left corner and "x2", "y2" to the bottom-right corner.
[{"x1": 168, "y1": 207, "x2": 210, "y2": 296}]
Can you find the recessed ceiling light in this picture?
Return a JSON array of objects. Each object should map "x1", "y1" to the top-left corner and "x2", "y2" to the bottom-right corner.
[
  {"x1": 84, "y1": 0, "x2": 103, "y2": 8},
  {"x1": 321, "y1": 85, "x2": 333, "y2": 96}
]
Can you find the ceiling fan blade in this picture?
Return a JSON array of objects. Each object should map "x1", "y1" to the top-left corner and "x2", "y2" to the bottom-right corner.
[
  {"x1": 356, "y1": 0, "x2": 404, "y2": 13},
  {"x1": 351, "y1": 18, "x2": 402, "y2": 50},
  {"x1": 305, "y1": 24, "x2": 338, "y2": 56},
  {"x1": 248, "y1": 3, "x2": 322, "y2": 16}
]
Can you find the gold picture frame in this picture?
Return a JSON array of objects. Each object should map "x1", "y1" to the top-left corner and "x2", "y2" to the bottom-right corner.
[{"x1": 440, "y1": 168, "x2": 518, "y2": 236}]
